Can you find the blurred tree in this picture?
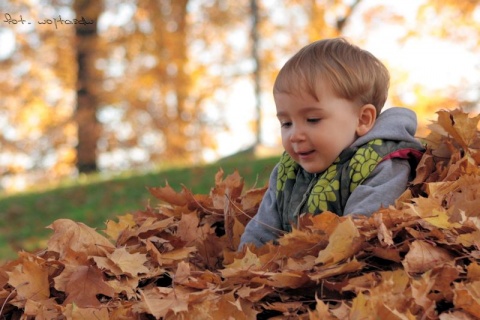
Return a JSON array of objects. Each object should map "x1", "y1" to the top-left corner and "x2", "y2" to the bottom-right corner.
[
  {"x1": 397, "y1": 0, "x2": 480, "y2": 127},
  {"x1": 251, "y1": 0, "x2": 262, "y2": 145},
  {"x1": 305, "y1": 0, "x2": 363, "y2": 39},
  {"x1": 0, "y1": 1, "x2": 77, "y2": 187},
  {"x1": 95, "y1": 0, "x2": 252, "y2": 168},
  {"x1": 74, "y1": 0, "x2": 103, "y2": 173},
  {"x1": 1, "y1": 0, "x2": 480, "y2": 191}
]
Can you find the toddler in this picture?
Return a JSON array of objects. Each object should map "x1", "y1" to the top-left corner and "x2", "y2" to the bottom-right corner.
[{"x1": 240, "y1": 38, "x2": 424, "y2": 249}]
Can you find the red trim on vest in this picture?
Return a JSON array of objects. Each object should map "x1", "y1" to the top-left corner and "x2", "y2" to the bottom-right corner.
[{"x1": 382, "y1": 148, "x2": 424, "y2": 162}]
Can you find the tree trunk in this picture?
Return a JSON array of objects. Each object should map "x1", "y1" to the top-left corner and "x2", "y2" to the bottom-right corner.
[
  {"x1": 74, "y1": 0, "x2": 102, "y2": 173},
  {"x1": 251, "y1": 0, "x2": 262, "y2": 146}
]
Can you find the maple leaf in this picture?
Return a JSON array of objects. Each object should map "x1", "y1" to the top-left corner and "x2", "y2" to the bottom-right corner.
[
  {"x1": 104, "y1": 213, "x2": 136, "y2": 241},
  {"x1": 7, "y1": 253, "x2": 50, "y2": 306},
  {"x1": 309, "y1": 258, "x2": 364, "y2": 281},
  {"x1": 308, "y1": 296, "x2": 338, "y2": 320},
  {"x1": 467, "y1": 262, "x2": 480, "y2": 282},
  {"x1": 221, "y1": 247, "x2": 263, "y2": 278},
  {"x1": 24, "y1": 298, "x2": 62, "y2": 319},
  {"x1": 240, "y1": 186, "x2": 267, "y2": 216},
  {"x1": 315, "y1": 217, "x2": 362, "y2": 265},
  {"x1": 374, "y1": 213, "x2": 394, "y2": 246},
  {"x1": 403, "y1": 240, "x2": 454, "y2": 274},
  {"x1": 453, "y1": 281, "x2": 480, "y2": 318},
  {"x1": 249, "y1": 270, "x2": 310, "y2": 289},
  {"x1": 148, "y1": 182, "x2": 188, "y2": 206},
  {"x1": 108, "y1": 277, "x2": 139, "y2": 300},
  {"x1": 135, "y1": 286, "x2": 189, "y2": 319},
  {"x1": 108, "y1": 246, "x2": 149, "y2": 277},
  {"x1": 411, "y1": 273, "x2": 436, "y2": 317},
  {"x1": 180, "y1": 290, "x2": 259, "y2": 320},
  {"x1": 236, "y1": 284, "x2": 273, "y2": 303},
  {"x1": 436, "y1": 109, "x2": 480, "y2": 151},
  {"x1": 147, "y1": 243, "x2": 197, "y2": 266},
  {"x1": 176, "y1": 212, "x2": 200, "y2": 244},
  {"x1": 63, "y1": 303, "x2": 110, "y2": 320},
  {"x1": 63, "y1": 265, "x2": 115, "y2": 308},
  {"x1": 46, "y1": 219, "x2": 115, "y2": 258}
]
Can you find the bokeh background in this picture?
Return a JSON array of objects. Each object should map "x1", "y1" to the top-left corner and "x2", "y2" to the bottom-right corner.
[
  {"x1": 0, "y1": 0, "x2": 480, "y2": 258},
  {"x1": 0, "y1": 0, "x2": 480, "y2": 261}
]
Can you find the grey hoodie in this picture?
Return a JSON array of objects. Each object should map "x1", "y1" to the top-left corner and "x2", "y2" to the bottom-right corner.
[{"x1": 239, "y1": 107, "x2": 424, "y2": 249}]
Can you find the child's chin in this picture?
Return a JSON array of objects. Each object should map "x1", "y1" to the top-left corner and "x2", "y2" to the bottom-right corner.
[{"x1": 301, "y1": 164, "x2": 326, "y2": 174}]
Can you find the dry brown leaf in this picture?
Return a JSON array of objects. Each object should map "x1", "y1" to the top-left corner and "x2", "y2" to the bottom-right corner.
[
  {"x1": 403, "y1": 240, "x2": 454, "y2": 274},
  {"x1": 63, "y1": 265, "x2": 115, "y2": 308},
  {"x1": 108, "y1": 246, "x2": 149, "y2": 277},
  {"x1": 135, "y1": 286, "x2": 189, "y2": 319},
  {"x1": 7, "y1": 254, "x2": 50, "y2": 304},
  {"x1": 24, "y1": 298, "x2": 62, "y2": 319},
  {"x1": 47, "y1": 219, "x2": 115, "y2": 258},
  {"x1": 310, "y1": 258, "x2": 364, "y2": 282},
  {"x1": 148, "y1": 182, "x2": 188, "y2": 206},
  {"x1": 63, "y1": 303, "x2": 110, "y2": 320}
]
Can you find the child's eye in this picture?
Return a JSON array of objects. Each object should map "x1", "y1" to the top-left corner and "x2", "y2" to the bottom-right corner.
[
  {"x1": 280, "y1": 121, "x2": 292, "y2": 128},
  {"x1": 307, "y1": 118, "x2": 321, "y2": 123}
]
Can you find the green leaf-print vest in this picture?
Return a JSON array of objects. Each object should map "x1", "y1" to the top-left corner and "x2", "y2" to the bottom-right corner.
[{"x1": 276, "y1": 139, "x2": 423, "y2": 231}]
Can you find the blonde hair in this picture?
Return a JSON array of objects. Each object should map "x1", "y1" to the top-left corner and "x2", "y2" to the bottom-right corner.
[{"x1": 273, "y1": 38, "x2": 390, "y2": 113}]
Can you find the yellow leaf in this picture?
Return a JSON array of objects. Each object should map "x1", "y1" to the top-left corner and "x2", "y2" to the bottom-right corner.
[
  {"x1": 104, "y1": 213, "x2": 136, "y2": 241},
  {"x1": 315, "y1": 217, "x2": 361, "y2": 265}
]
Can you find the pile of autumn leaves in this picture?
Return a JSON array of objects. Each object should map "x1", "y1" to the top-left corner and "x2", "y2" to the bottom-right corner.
[{"x1": 2, "y1": 110, "x2": 480, "y2": 319}]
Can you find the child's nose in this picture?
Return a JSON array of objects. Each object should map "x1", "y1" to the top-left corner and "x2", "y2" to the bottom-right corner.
[{"x1": 289, "y1": 125, "x2": 305, "y2": 142}]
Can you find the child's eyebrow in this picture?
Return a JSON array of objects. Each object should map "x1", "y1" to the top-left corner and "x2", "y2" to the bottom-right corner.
[{"x1": 276, "y1": 107, "x2": 325, "y2": 117}]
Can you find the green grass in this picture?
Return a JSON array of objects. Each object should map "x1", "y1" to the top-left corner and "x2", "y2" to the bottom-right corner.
[{"x1": 0, "y1": 153, "x2": 278, "y2": 261}]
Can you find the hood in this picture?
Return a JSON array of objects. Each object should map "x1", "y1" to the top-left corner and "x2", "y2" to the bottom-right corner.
[{"x1": 351, "y1": 107, "x2": 420, "y2": 148}]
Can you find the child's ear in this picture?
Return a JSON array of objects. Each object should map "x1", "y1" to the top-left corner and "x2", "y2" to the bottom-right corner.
[{"x1": 356, "y1": 104, "x2": 376, "y2": 136}]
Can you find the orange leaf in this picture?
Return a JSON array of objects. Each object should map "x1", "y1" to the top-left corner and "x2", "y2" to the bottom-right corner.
[
  {"x1": 148, "y1": 182, "x2": 188, "y2": 206},
  {"x1": 436, "y1": 109, "x2": 480, "y2": 151},
  {"x1": 222, "y1": 248, "x2": 263, "y2": 278},
  {"x1": 315, "y1": 217, "x2": 362, "y2": 265},
  {"x1": 453, "y1": 281, "x2": 480, "y2": 318}
]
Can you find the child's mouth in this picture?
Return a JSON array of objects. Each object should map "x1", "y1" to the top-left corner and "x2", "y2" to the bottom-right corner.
[{"x1": 297, "y1": 150, "x2": 315, "y2": 157}]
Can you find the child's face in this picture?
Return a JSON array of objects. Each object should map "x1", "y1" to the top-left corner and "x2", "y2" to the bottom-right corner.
[{"x1": 275, "y1": 86, "x2": 363, "y2": 173}]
